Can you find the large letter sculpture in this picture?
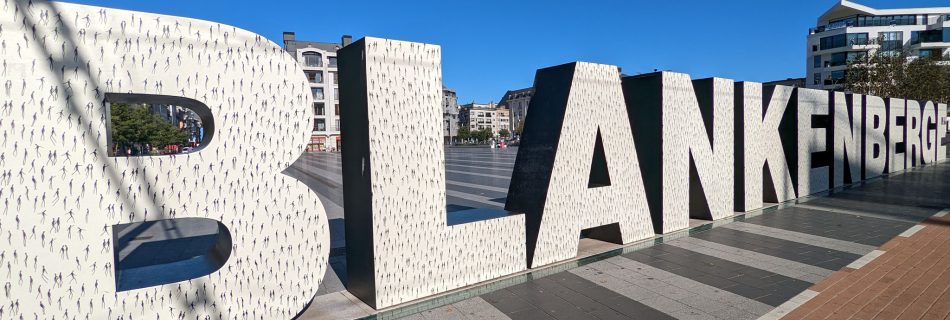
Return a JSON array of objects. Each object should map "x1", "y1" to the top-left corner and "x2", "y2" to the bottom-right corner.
[
  {"x1": 734, "y1": 83, "x2": 797, "y2": 211},
  {"x1": 939, "y1": 103, "x2": 948, "y2": 161},
  {"x1": 505, "y1": 62, "x2": 653, "y2": 268},
  {"x1": 888, "y1": 98, "x2": 907, "y2": 173},
  {"x1": 0, "y1": 1, "x2": 329, "y2": 319},
  {"x1": 622, "y1": 73, "x2": 734, "y2": 233},
  {"x1": 906, "y1": 100, "x2": 923, "y2": 168},
  {"x1": 795, "y1": 88, "x2": 831, "y2": 196},
  {"x1": 337, "y1": 37, "x2": 526, "y2": 309},
  {"x1": 832, "y1": 93, "x2": 863, "y2": 187},
  {"x1": 865, "y1": 96, "x2": 888, "y2": 179},
  {"x1": 922, "y1": 101, "x2": 937, "y2": 164}
]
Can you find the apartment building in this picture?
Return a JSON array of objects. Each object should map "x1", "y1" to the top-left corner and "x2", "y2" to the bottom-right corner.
[
  {"x1": 498, "y1": 87, "x2": 533, "y2": 136},
  {"x1": 443, "y1": 86, "x2": 460, "y2": 144},
  {"x1": 807, "y1": 1, "x2": 950, "y2": 90},
  {"x1": 459, "y1": 103, "x2": 511, "y2": 135},
  {"x1": 283, "y1": 32, "x2": 351, "y2": 152}
]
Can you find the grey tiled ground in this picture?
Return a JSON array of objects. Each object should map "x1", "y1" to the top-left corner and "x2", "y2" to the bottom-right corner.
[{"x1": 288, "y1": 148, "x2": 950, "y2": 319}]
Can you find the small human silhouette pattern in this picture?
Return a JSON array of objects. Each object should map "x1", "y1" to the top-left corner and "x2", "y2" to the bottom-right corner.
[{"x1": 0, "y1": 1, "x2": 330, "y2": 319}]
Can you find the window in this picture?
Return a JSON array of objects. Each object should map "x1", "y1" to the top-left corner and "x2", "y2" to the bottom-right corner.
[
  {"x1": 919, "y1": 49, "x2": 942, "y2": 59},
  {"x1": 328, "y1": 57, "x2": 338, "y2": 68},
  {"x1": 830, "y1": 52, "x2": 848, "y2": 66},
  {"x1": 335, "y1": 104, "x2": 340, "y2": 115},
  {"x1": 829, "y1": 16, "x2": 856, "y2": 28},
  {"x1": 830, "y1": 70, "x2": 846, "y2": 82},
  {"x1": 314, "y1": 119, "x2": 326, "y2": 132},
  {"x1": 912, "y1": 30, "x2": 943, "y2": 44},
  {"x1": 813, "y1": 73, "x2": 821, "y2": 85},
  {"x1": 847, "y1": 33, "x2": 868, "y2": 45},
  {"x1": 879, "y1": 32, "x2": 903, "y2": 53},
  {"x1": 312, "y1": 88, "x2": 324, "y2": 100},
  {"x1": 820, "y1": 34, "x2": 847, "y2": 50},
  {"x1": 856, "y1": 15, "x2": 916, "y2": 27},
  {"x1": 945, "y1": 28, "x2": 950, "y2": 42},
  {"x1": 334, "y1": 119, "x2": 340, "y2": 131},
  {"x1": 813, "y1": 56, "x2": 822, "y2": 68},
  {"x1": 302, "y1": 52, "x2": 322, "y2": 67},
  {"x1": 329, "y1": 71, "x2": 338, "y2": 84},
  {"x1": 314, "y1": 102, "x2": 325, "y2": 116},
  {"x1": 305, "y1": 71, "x2": 323, "y2": 83},
  {"x1": 334, "y1": 88, "x2": 339, "y2": 100},
  {"x1": 846, "y1": 51, "x2": 867, "y2": 62}
]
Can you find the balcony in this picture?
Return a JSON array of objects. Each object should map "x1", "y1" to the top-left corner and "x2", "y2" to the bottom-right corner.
[
  {"x1": 302, "y1": 54, "x2": 323, "y2": 68},
  {"x1": 810, "y1": 21, "x2": 852, "y2": 35},
  {"x1": 817, "y1": 38, "x2": 879, "y2": 54}
]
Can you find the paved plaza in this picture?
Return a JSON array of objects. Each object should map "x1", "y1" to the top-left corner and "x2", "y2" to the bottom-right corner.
[{"x1": 287, "y1": 147, "x2": 950, "y2": 320}]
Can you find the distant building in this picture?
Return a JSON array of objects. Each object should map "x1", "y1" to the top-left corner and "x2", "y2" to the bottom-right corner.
[
  {"x1": 149, "y1": 104, "x2": 204, "y2": 146},
  {"x1": 283, "y1": 32, "x2": 352, "y2": 152},
  {"x1": 443, "y1": 86, "x2": 460, "y2": 144},
  {"x1": 764, "y1": 78, "x2": 807, "y2": 87},
  {"x1": 807, "y1": 1, "x2": 950, "y2": 90},
  {"x1": 459, "y1": 103, "x2": 511, "y2": 136},
  {"x1": 498, "y1": 87, "x2": 533, "y2": 136}
]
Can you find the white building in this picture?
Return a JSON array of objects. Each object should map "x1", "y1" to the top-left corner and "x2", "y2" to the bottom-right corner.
[
  {"x1": 807, "y1": 1, "x2": 950, "y2": 90},
  {"x1": 283, "y1": 32, "x2": 351, "y2": 151},
  {"x1": 459, "y1": 103, "x2": 511, "y2": 136}
]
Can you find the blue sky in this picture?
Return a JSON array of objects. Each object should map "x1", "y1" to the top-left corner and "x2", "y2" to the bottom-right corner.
[{"x1": 62, "y1": 0, "x2": 947, "y2": 103}]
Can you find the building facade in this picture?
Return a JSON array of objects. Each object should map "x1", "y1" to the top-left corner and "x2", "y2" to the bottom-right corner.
[
  {"x1": 150, "y1": 104, "x2": 204, "y2": 147},
  {"x1": 459, "y1": 103, "x2": 511, "y2": 136},
  {"x1": 283, "y1": 32, "x2": 352, "y2": 151},
  {"x1": 807, "y1": 1, "x2": 950, "y2": 90},
  {"x1": 498, "y1": 87, "x2": 534, "y2": 137},
  {"x1": 443, "y1": 86, "x2": 460, "y2": 143}
]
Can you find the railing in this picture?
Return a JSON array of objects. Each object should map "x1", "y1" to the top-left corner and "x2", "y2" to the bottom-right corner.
[
  {"x1": 302, "y1": 55, "x2": 323, "y2": 67},
  {"x1": 810, "y1": 21, "x2": 852, "y2": 34}
]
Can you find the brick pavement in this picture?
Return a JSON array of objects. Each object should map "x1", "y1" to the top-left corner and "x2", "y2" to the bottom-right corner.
[{"x1": 781, "y1": 210, "x2": 950, "y2": 320}]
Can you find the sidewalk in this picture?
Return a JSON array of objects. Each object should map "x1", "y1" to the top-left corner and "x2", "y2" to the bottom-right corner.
[
  {"x1": 297, "y1": 161, "x2": 950, "y2": 320},
  {"x1": 775, "y1": 209, "x2": 950, "y2": 320}
]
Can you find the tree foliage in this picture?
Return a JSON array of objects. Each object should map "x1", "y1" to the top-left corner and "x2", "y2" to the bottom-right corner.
[
  {"x1": 844, "y1": 50, "x2": 950, "y2": 104},
  {"x1": 498, "y1": 128, "x2": 510, "y2": 138},
  {"x1": 111, "y1": 103, "x2": 190, "y2": 154},
  {"x1": 457, "y1": 126, "x2": 471, "y2": 141},
  {"x1": 474, "y1": 128, "x2": 494, "y2": 142}
]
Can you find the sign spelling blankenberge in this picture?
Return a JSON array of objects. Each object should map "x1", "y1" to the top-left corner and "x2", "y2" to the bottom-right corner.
[
  {"x1": 1, "y1": 2, "x2": 948, "y2": 317},
  {"x1": 337, "y1": 37, "x2": 948, "y2": 309}
]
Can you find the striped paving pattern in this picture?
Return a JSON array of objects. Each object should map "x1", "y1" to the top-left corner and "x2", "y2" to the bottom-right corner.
[
  {"x1": 291, "y1": 149, "x2": 518, "y2": 215},
  {"x1": 781, "y1": 211, "x2": 950, "y2": 319},
  {"x1": 287, "y1": 148, "x2": 950, "y2": 320}
]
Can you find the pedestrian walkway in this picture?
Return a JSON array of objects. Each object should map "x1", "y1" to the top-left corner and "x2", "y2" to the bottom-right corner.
[
  {"x1": 291, "y1": 148, "x2": 950, "y2": 320},
  {"x1": 773, "y1": 209, "x2": 950, "y2": 320}
]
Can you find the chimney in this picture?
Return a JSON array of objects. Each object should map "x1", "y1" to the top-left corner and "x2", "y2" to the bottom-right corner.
[
  {"x1": 342, "y1": 35, "x2": 353, "y2": 47},
  {"x1": 282, "y1": 32, "x2": 295, "y2": 47}
]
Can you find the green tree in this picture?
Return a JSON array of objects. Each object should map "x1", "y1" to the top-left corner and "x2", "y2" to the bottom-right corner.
[
  {"x1": 110, "y1": 103, "x2": 191, "y2": 155},
  {"x1": 476, "y1": 128, "x2": 493, "y2": 142},
  {"x1": 844, "y1": 49, "x2": 950, "y2": 104},
  {"x1": 498, "y1": 128, "x2": 510, "y2": 139},
  {"x1": 457, "y1": 126, "x2": 471, "y2": 142}
]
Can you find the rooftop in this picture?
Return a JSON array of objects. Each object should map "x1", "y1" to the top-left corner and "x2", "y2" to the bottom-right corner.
[
  {"x1": 818, "y1": 0, "x2": 950, "y2": 25},
  {"x1": 282, "y1": 32, "x2": 350, "y2": 53}
]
